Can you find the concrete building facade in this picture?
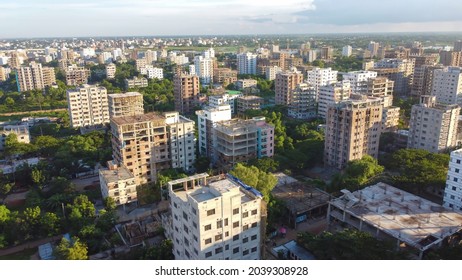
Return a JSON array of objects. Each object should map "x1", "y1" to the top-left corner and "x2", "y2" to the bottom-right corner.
[
  {"x1": 318, "y1": 80, "x2": 352, "y2": 119},
  {"x1": 431, "y1": 67, "x2": 462, "y2": 106},
  {"x1": 237, "y1": 52, "x2": 257, "y2": 75},
  {"x1": 287, "y1": 83, "x2": 317, "y2": 119},
  {"x1": 164, "y1": 112, "x2": 196, "y2": 172},
  {"x1": 174, "y1": 72, "x2": 200, "y2": 114},
  {"x1": 275, "y1": 71, "x2": 304, "y2": 105},
  {"x1": 443, "y1": 149, "x2": 462, "y2": 211},
  {"x1": 108, "y1": 92, "x2": 144, "y2": 118},
  {"x1": 196, "y1": 105, "x2": 232, "y2": 158},
  {"x1": 66, "y1": 85, "x2": 109, "y2": 128},
  {"x1": 99, "y1": 161, "x2": 137, "y2": 206}
]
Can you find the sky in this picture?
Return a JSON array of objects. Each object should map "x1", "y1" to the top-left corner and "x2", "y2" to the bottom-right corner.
[{"x1": 1, "y1": 0, "x2": 462, "y2": 38}]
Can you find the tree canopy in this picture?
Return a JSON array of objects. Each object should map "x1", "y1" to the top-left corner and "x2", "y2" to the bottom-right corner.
[
  {"x1": 229, "y1": 163, "x2": 277, "y2": 201},
  {"x1": 55, "y1": 237, "x2": 89, "y2": 260}
]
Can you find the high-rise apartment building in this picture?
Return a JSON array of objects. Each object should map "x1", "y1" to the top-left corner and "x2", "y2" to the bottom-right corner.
[
  {"x1": 144, "y1": 50, "x2": 157, "y2": 65},
  {"x1": 164, "y1": 112, "x2": 196, "y2": 172},
  {"x1": 320, "y1": 46, "x2": 333, "y2": 60},
  {"x1": 99, "y1": 161, "x2": 137, "y2": 206},
  {"x1": 174, "y1": 72, "x2": 200, "y2": 114},
  {"x1": 306, "y1": 67, "x2": 338, "y2": 96},
  {"x1": 318, "y1": 80, "x2": 352, "y2": 119},
  {"x1": 274, "y1": 70, "x2": 304, "y2": 105},
  {"x1": 342, "y1": 71, "x2": 378, "y2": 94},
  {"x1": 165, "y1": 173, "x2": 263, "y2": 260},
  {"x1": 16, "y1": 62, "x2": 55, "y2": 92},
  {"x1": 439, "y1": 51, "x2": 462, "y2": 67},
  {"x1": 324, "y1": 96, "x2": 383, "y2": 169},
  {"x1": 374, "y1": 58, "x2": 415, "y2": 95},
  {"x1": 0, "y1": 67, "x2": 7, "y2": 82},
  {"x1": 368, "y1": 41, "x2": 380, "y2": 57},
  {"x1": 237, "y1": 52, "x2": 257, "y2": 75},
  {"x1": 194, "y1": 56, "x2": 214, "y2": 84},
  {"x1": 208, "y1": 92, "x2": 242, "y2": 114},
  {"x1": 408, "y1": 95, "x2": 460, "y2": 153},
  {"x1": 443, "y1": 148, "x2": 462, "y2": 210},
  {"x1": 136, "y1": 58, "x2": 147, "y2": 71},
  {"x1": 65, "y1": 65, "x2": 90, "y2": 86},
  {"x1": 287, "y1": 83, "x2": 317, "y2": 120},
  {"x1": 265, "y1": 66, "x2": 282, "y2": 81},
  {"x1": 110, "y1": 113, "x2": 170, "y2": 185},
  {"x1": 431, "y1": 67, "x2": 462, "y2": 106},
  {"x1": 213, "y1": 68, "x2": 237, "y2": 86},
  {"x1": 411, "y1": 65, "x2": 444, "y2": 97},
  {"x1": 214, "y1": 118, "x2": 274, "y2": 169},
  {"x1": 342, "y1": 45, "x2": 352, "y2": 57},
  {"x1": 236, "y1": 96, "x2": 264, "y2": 115},
  {"x1": 196, "y1": 105, "x2": 232, "y2": 158},
  {"x1": 8, "y1": 52, "x2": 21, "y2": 69},
  {"x1": 105, "y1": 63, "x2": 116, "y2": 79},
  {"x1": 454, "y1": 41, "x2": 462, "y2": 52},
  {"x1": 67, "y1": 85, "x2": 110, "y2": 128},
  {"x1": 108, "y1": 92, "x2": 144, "y2": 118}
]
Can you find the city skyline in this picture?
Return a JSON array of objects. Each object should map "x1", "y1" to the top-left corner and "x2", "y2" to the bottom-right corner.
[{"x1": 1, "y1": 0, "x2": 462, "y2": 38}]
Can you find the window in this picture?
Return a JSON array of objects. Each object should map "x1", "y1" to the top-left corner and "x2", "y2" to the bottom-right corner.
[
  {"x1": 233, "y1": 234, "x2": 239, "y2": 241},
  {"x1": 251, "y1": 209, "x2": 258, "y2": 215},
  {"x1": 453, "y1": 186, "x2": 457, "y2": 191},
  {"x1": 251, "y1": 222, "x2": 257, "y2": 228},
  {"x1": 243, "y1": 237, "x2": 248, "y2": 243},
  {"x1": 251, "y1": 234, "x2": 257, "y2": 241},
  {"x1": 243, "y1": 225, "x2": 249, "y2": 231},
  {"x1": 193, "y1": 235, "x2": 198, "y2": 242},
  {"x1": 225, "y1": 244, "x2": 229, "y2": 250},
  {"x1": 207, "y1": 209, "x2": 215, "y2": 216},
  {"x1": 251, "y1": 247, "x2": 257, "y2": 253},
  {"x1": 243, "y1": 250, "x2": 249, "y2": 256},
  {"x1": 454, "y1": 178, "x2": 458, "y2": 182},
  {"x1": 217, "y1": 220, "x2": 222, "y2": 228},
  {"x1": 215, "y1": 234, "x2": 222, "y2": 241},
  {"x1": 204, "y1": 224, "x2": 212, "y2": 231},
  {"x1": 233, "y1": 221, "x2": 239, "y2": 228},
  {"x1": 193, "y1": 222, "x2": 197, "y2": 229},
  {"x1": 173, "y1": 202, "x2": 178, "y2": 208},
  {"x1": 233, "y1": 208, "x2": 239, "y2": 215},
  {"x1": 184, "y1": 237, "x2": 189, "y2": 246},
  {"x1": 215, "y1": 247, "x2": 223, "y2": 254},
  {"x1": 456, "y1": 169, "x2": 460, "y2": 173},
  {"x1": 224, "y1": 218, "x2": 229, "y2": 226},
  {"x1": 457, "y1": 159, "x2": 461, "y2": 164},
  {"x1": 233, "y1": 247, "x2": 240, "y2": 254},
  {"x1": 191, "y1": 208, "x2": 197, "y2": 215},
  {"x1": 205, "y1": 251, "x2": 212, "y2": 258},
  {"x1": 225, "y1": 231, "x2": 229, "y2": 237},
  {"x1": 183, "y1": 225, "x2": 189, "y2": 234},
  {"x1": 242, "y1": 212, "x2": 249, "y2": 218},
  {"x1": 183, "y1": 211, "x2": 188, "y2": 220},
  {"x1": 205, "y1": 238, "x2": 212, "y2": 245}
]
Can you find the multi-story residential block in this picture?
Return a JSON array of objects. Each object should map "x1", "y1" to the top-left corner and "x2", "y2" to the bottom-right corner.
[
  {"x1": 194, "y1": 56, "x2": 214, "y2": 84},
  {"x1": 275, "y1": 71, "x2": 304, "y2": 105},
  {"x1": 174, "y1": 72, "x2": 200, "y2": 114},
  {"x1": 124, "y1": 77, "x2": 148, "y2": 89},
  {"x1": 342, "y1": 71, "x2": 378, "y2": 94},
  {"x1": 318, "y1": 80, "x2": 352, "y2": 119},
  {"x1": 373, "y1": 58, "x2": 415, "y2": 95},
  {"x1": 443, "y1": 148, "x2": 462, "y2": 210},
  {"x1": 0, "y1": 67, "x2": 7, "y2": 82},
  {"x1": 265, "y1": 66, "x2": 282, "y2": 81},
  {"x1": 324, "y1": 96, "x2": 383, "y2": 169},
  {"x1": 108, "y1": 92, "x2": 144, "y2": 118},
  {"x1": 8, "y1": 52, "x2": 21, "y2": 69},
  {"x1": 208, "y1": 92, "x2": 242, "y2": 114},
  {"x1": 0, "y1": 124, "x2": 30, "y2": 151},
  {"x1": 136, "y1": 58, "x2": 147, "y2": 71},
  {"x1": 431, "y1": 67, "x2": 462, "y2": 106},
  {"x1": 111, "y1": 113, "x2": 170, "y2": 185},
  {"x1": 320, "y1": 46, "x2": 333, "y2": 60},
  {"x1": 306, "y1": 67, "x2": 338, "y2": 97},
  {"x1": 165, "y1": 173, "x2": 263, "y2": 260},
  {"x1": 287, "y1": 83, "x2": 317, "y2": 120},
  {"x1": 16, "y1": 62, "x2": 55, "y2": 92},
  {"x1": 164, "y1": 112, "x2": 196, "y2": 172},
  {"x1": 236, "y1": 96, "x2": 264, "y2": 115},
  {"x1": 99, "y1": 161, "x2": 137, "y2": 206},
  {"x1": 407, "y1": 95, "x2": 460, "y2": 153},
  {"x1": 144, "y1": 50, "x2": 157, "y2": 65},
  {"x1": 168, "y1": 52, "x2": 189, "y2": 66},
  {"x1": 65, "y1": 65, "x2": 90, "y2": 86},
  {"x1": 235, "y1": 79, "x2": 257, "y2": 91},
  {"x1": 237, "y1": 52, "x2": 257, "y2": 75},
  {"x1": 105, "y1": 63, "x2": 116, "y2": 79},
  {"x1": 382, "y1": 106, "x2": 400, "y2": 133},
  {"x1": 66, "y1": 85, "x2": 109, "y2": 128},
  {"x1": 213, "y1": 68, "x2": 237, "y2": 86},
  {"x1": 454, "y1": 41, "x2": 462, "y2": 52},
  {"x1": 145, "y1": 67, "x2": 164, "y2": 80},
  {"x1": 368, "y1": 41, "x2": 380, "y2": 57},
  {"x1": 196, "y1": 105, "x2": 232, "y2": 158},
  {"x1": 439, "y1": 51, "x2": 462, "y2": 67},
  {"x1": 342, "y1": 45, "x2": 352, "y2": 57}
]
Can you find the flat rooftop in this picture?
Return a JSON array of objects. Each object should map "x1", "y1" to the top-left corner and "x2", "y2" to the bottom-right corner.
[
  {"x1": 100, "y1": 165, "x2": 135, "y2": 183},
  {"x1": 111, "y1": 112, "x2": 165, "y2": 126},
  {"x1": 108, "y1": 92, "x2": 142, "y2": 98},
  {"x1": 330, "y1": 182, "x2": 462, "y2": 249},
  {"x1": 451, "y1": 148, "x2": 462, "y2": 157}
]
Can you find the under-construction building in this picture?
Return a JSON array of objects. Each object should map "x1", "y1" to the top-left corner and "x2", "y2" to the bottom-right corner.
[{"x1": 108, "y1": 92, "x2": 144, "y2": 118}]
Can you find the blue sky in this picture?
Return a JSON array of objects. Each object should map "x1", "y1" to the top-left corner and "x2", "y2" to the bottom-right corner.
[{"x1": 1, "y1": 0, "x2": 461, "y2": 38}]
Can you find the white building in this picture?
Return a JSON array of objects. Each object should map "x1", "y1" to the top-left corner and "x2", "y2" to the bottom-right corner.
[
  {"x1": 208, "y1": 93, "x2": 243, "y2": 114},
  {"x1": 80, "y1": 48, "x2": 96, "y2": 58},
  {"x1": 145, "y1": 67, "x2": 164, "y2": 80},
  {"x1": 66, "y1": 84, "x2": 110, "y2": 128},
  {"x1": 0, "y1": 124, "x2": 30, "y2": 151},
  {"x1": 342, "y1": 71, "x2": 378, "y2": 94},
  {"x1": 164, "y1": 112, "x2": 196, "y2": 172},
  {"x1": 237, "y1": 52, "x2": 257, "y2": 75},
  {"x1": 444, "y1": 149, "x2": 462, "y2": 210},
  {"x1": 288, "y1": 83, "x2": 317, "y2": 119},
  {"x1": 342, "y1": 45, "x2": 352, "y2": 57},
  {"x1": 306, "y1": 67, "x2": 338, "y2": 97},
  {"x1": 168, "y1": 52, "x2": 189, "y2": 65},
  {"x1": 165, "y1": 173, "x2": 262, "y2": 260},
  {"x1": 196, "y1": 105, "x2": 232, "y2": 158},
  {"x1": 318, "y1": 80, "x2": 352, "y2": 119},
  {"x1": 194, "y1": 56, "x2": 214, "y2": 84},
  {"x1": 431, "y1": 67, "x2": 462, "y2": 106}
]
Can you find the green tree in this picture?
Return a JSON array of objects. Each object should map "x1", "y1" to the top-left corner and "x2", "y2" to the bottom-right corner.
[
  {"x1": 40, "y1": 212, "x2": 61, "y2": 236},
  {"x1": 0, "y1": 182, "x2": 13, "y2": 196},
  {"x1": 55, "y1": 237, "x2": 89, "y2": 260},
  {"x1": 0, "y1": 205, "x2": 10, "y2": 224},
  {"x1": 230, "y1": 163, "x2": 278, "y2": 201},
  {"x1": 31, "y1": 168, "x2": 46, "y2": 186},
  {"x1": 103, "y1": 197, "x2": 116, "y2": 212}
]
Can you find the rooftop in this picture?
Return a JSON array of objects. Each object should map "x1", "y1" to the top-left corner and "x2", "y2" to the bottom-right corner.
[
  {"x1": 100, "y1": 164, "x2": 135, "y2": 183},
  {"x1": 108, "y1": 92, "x2": 142, "y2": 98},
  {"x1": 111, "y1": 112, "x2": 165, "y2": 126},
  {"x1": 330, "y1": 182, "x2": 462, "y2": 250}
]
